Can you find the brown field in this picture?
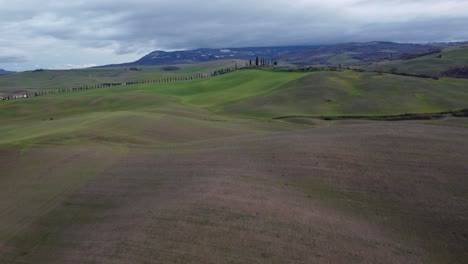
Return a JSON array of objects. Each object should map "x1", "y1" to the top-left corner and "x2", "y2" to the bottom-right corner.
[{"x1": 1, "y1": 120, "x2": 467, "y2": 264}]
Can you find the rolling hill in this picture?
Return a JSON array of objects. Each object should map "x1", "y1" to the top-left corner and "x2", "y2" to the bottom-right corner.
[
  {"x1": 2, "y1": 69, "x2": 468, "y2": 120},
  {"x1": 0, "y1": 60, "x2": 241, "y2": 93},
  {"x1": 221, "y1": 70, "x2": 468, "y2": 118},
  {"x1": 1, "y1": 68, "x2": 468, "y2": 263},
  {"x1": 369, "y1": 45, "x2": 468, "y2": 78}
]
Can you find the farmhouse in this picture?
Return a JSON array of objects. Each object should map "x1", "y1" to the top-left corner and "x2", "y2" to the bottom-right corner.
[{"x1": 12, "y1": 94, "x2": 28, "y2": 99}]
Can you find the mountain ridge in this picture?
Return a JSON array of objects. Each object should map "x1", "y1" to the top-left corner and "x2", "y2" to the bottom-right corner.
[
  {"x1": 0, "y1": 69, "x2": 14, "y2": 75},
  {"x1": 97, "y1": 46, "x2": 313, "y2": 68},
  {"x1": 97, "y1": 41, "x2": 465, "y2": 68}
]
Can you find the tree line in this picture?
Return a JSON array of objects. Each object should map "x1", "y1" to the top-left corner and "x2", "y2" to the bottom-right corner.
[
  {"x1": 0, "y1": 67, "x2": 239, "y2": 102},
  {"x1": 0, "y1": 56, "x2": 281, "y2": 102},
  {"x1": 246, "y1": 56, "x2": 278, "y2": 67}
]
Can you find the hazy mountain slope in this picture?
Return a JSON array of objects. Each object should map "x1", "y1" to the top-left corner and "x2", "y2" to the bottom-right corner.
[
  {"x1": 100, "y1": 46, "x2": 312, "y2": 67},
  {"x1": 100, "y1": 42, "x2": 443, "y2": 67},
  {"x1": 277, "y1": 41, "x2": 435, "y2": 65},
  {"x1": 0, "y1": 69, "x2": 13, "y2": 75}
]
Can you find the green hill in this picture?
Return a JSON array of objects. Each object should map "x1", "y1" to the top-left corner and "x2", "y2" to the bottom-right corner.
[
  {"x1": 3, "y1": 69, "x2": 468, "y2": 122},
  {"x1": 0, "y1": 60, "x2": 242, "y2": 92},
  {"x1": 221, "y1": 70, "x2": 468, "y2": 118},
  {"x1": 369, "y1": 45, "x2": 468, "y2": 77}
]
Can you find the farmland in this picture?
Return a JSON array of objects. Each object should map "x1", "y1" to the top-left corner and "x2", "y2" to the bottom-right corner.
[{"x1": 1, "y1": 68, "x2": 468, "y2": 263}]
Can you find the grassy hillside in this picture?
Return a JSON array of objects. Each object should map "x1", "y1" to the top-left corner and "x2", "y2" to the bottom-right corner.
[
  {"x1": 0, "y1": 60, "x2": 242, "y2": 93},
  {"x1": 3, "y1": 69, "x2": 468, "y2": 122},
  {"x1": 222, "y1": 71, "x2": 468, "y2": 118},
  {"x1": 369, "y1": 45, "x2": 468, "y2": 77},
  {"x1": 139, "y1": 70, "x2": 310, "y2": 110},
  {"x1": 0, "y1": 70, "x2": 312, "y2": 146},
  {"x1": 1, "y1": 68, "x2": 468, "y2": 263},
  {"x1": 0, "y1": 70, "x2": 309, "y2": 124}
]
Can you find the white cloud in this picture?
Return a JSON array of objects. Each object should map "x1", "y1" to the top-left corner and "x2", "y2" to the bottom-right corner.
[
  {"x1": 0, "y1": 0, "x2": 466, "y2": 70},
  {"x1": 48, "y1": 63, "x2": 98, "y2": 70}
]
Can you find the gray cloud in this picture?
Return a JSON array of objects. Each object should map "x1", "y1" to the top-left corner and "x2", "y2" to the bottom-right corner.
[
  {"x1": 0, "y1": 0, "x2": 467, "y2": 70},
  {"x1": 0, "y1": 55, "x2": 28, "y2": 63}
]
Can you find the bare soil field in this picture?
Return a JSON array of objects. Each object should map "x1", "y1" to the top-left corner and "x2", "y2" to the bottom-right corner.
[{"x1": 1, "y1": 121, "x2": 467, "y2": 264}]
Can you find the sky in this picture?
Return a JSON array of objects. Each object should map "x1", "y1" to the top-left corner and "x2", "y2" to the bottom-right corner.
[{"x1": 1, "y1": 0, "x2": 467, "y2": 71}]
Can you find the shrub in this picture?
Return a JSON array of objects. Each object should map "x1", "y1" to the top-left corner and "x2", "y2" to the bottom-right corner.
[{"x1": 441, "y1": 66, "x2": 468, "y2": 79}]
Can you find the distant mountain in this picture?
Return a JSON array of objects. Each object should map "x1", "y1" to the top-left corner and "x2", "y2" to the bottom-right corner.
[
  {"x1": 277, "y1": 41, "x2": 436, "y2": 65},
  {"x1": 98, "y1": 46, "x2": 314, "y2": 68},
  {"x1": 99, "y1": 41, "x2": 461, "y2": 68},
  {"x1": 427, "y1": 41, "x2": 468, "y2": 48},
  {"x1": 136, "y1": 46, "x2": 313, "y2": 65},
  {"x1": 0, "y1": 69, "x2": 14, "y2": 75}
]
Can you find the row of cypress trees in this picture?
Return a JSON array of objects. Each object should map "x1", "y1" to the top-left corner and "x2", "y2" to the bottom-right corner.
[
  {"x1": 0, "y1": 67, "x2": 238, "y2": 102},
  {"x1": 248, "y1": 56, "x2": 278, "y2": 67}
]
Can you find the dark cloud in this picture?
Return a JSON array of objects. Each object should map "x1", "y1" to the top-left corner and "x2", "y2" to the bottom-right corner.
[{"x1": 0, "y1": 0, "x2": 467, "y2": 70}]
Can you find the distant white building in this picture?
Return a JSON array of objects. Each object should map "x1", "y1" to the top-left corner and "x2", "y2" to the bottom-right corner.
[{"x1": 12, "y1": 94, "x2": 27, "y2": 99}]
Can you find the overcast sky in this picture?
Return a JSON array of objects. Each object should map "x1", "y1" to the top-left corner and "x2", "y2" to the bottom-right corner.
[{"x1": 1, "y1": 0, "x2": 467, "y2": 71}]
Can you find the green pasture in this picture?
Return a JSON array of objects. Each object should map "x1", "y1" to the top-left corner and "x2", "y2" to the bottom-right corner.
[
  {"x1": 1, "y1": 68, "x2": 468, "y2": 148},
  {"x1": 370, "y1": 45, "x2": 468, "y2": 77},
  {"x1": 2, "y1": 69, "x2": 468, "y2": 120},
  {"x1": 223, "y1": 71, "x2": 468, "y2": 117},
  {"x1": 0, "y1": 60, "x2": 243, "y2": 91}
]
